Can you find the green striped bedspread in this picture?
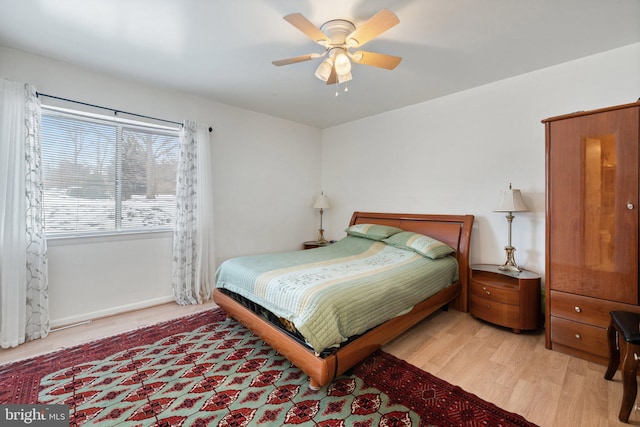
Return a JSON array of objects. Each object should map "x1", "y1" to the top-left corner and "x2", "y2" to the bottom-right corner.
[{"x1": 215, "y1": 235, "x2": 458, "y2": 354}]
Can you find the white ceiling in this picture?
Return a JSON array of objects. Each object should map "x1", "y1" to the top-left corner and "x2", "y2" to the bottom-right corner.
[{"x1": 1, "y1": 0, "x2": 639, "y2": 128}]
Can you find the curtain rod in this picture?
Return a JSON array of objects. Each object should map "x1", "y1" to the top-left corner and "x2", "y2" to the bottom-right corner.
[{"x1": 36, "y1": 92, "x2": 212, "y2": 132}]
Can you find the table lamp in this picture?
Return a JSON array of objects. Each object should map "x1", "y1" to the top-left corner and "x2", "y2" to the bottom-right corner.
[
  {"x1": 313, "y1": 192, "x2": 330, "y2": 243},
  {"x1": 494, "y1": 183, "x2": 529, "y2": 272}
]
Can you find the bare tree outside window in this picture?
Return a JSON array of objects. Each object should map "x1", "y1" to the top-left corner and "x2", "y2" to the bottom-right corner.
[{"x1": 121, "y1": 129, "x2": 177, "y2": 201}]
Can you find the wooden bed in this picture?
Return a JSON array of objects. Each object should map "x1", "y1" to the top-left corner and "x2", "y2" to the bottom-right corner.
[{"x1": 213, "y1": 211, "x2": 474, "y2": 389}]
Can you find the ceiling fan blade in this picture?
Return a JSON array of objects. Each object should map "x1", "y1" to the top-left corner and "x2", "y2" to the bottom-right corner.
[
  {"x1": 283, "y1": 13, "x2": 331, "y2": 46},
  {"x1": 272, "y1": 53, "x2": 322, "y2": 66},
  {"x1": 326, "y1": 66, "x2": 338, "y2": 85},
  {"x1": 352, "y1": 51, "x2": 402, "y2": 70},
  {"x1": 346, "y1": 9, "x2": 399, "y2": 48}
]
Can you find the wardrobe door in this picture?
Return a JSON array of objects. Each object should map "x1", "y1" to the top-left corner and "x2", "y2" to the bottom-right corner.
[{"x1": 547, "y1": 107, "x2": 639, "y2": 304}]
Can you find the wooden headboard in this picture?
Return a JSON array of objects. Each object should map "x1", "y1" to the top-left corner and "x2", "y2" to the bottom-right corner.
[{"x1": 349, "y1": 212, "x2": 475, "y2": 311}]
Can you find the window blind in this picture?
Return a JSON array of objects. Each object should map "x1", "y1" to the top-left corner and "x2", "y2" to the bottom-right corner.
[{"x1": 41, "y1": 106, "x2": 180, "y2": 236}]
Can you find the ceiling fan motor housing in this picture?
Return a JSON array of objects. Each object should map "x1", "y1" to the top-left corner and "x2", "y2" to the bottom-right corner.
[{"x1": 320, "y1": 19, "x2": 356, "y2": 45}]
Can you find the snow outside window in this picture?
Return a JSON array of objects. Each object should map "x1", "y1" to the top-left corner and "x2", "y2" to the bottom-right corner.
[{"x1": 40, "y1": 106, "x2": 180, "y2": 237}]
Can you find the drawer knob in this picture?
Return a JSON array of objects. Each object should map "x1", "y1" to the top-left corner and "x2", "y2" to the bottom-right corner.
[
  {"x1": 482, "y1": 286, "x2": 491, "y2": 295},
  {"x1": 574, "y1": 306, "x2": 581, "y2": 313},
  {"x1": 575, "y1": 333, "x2": 582, "y2": 340},
  {"x1": 486, "y1": 304, "x2": 491, "y2": 309}
]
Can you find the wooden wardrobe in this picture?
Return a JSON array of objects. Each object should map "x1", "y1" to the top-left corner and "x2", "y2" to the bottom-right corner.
[{"x1": 544, "y1": 101, "x2": 640, "y2": 364}]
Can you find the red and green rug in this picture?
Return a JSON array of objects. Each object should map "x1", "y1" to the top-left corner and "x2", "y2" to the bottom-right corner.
[{"x1": 0, "y1": 308, "x2": 537, "y2": 426}]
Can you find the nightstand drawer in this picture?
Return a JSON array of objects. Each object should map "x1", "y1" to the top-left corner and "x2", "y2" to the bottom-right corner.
[
  {"x1": 550, "y1": 316, "x2": 608, "y2": 358},
  {"x1": 470, "y1": 294, "x2": 519, "y2": 327},
  {"x1": 470, "y1": 279, "x2": 519, "y2": 305}
]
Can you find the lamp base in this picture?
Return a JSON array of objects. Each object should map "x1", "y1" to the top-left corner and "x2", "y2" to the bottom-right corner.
[
  {"x1": 316, "y1": 208, "x2": 328, "y2": 244},
  {"x1": 499, "y1": 245, "x2": 522, "y2": 272},
  {"x1": 317, "y1": 229, "x2": 328, "y2": 244}
]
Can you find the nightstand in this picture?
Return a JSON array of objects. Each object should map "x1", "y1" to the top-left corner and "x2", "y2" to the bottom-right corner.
[
  {"x1": 469, "y1": 264, "x2": 541, "y2": 333},
  {"x1": 303, "y1": 240, "x2": 332, "y2": 250}
]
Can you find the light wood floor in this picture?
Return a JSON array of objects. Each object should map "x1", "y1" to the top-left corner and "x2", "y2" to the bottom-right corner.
[{"x1": 0, "y1": 302, "x2": 636, "y2": 426}]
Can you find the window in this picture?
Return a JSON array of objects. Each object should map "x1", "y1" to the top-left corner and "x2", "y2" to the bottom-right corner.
[{"x1": 41, "y1": 106, "x2": 180, "y2": 236}]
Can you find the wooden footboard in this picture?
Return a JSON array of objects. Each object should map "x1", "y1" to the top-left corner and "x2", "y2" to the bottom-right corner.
[
  {"x1": 213, "y1": 212, "x2": 473, "y2": 388},
  {"x1": 213, "y1": 281, "x2": 461, "y2": 388}
]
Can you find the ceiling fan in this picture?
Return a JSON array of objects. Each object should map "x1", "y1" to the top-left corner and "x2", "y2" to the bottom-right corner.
[{"x1": 272, "y1": 9, "x2": 402, "y2": 88}]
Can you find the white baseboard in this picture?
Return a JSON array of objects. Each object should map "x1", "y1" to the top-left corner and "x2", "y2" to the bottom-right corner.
[{"x1": 50, "y1": 295, "x2": 175, "y2": 329}]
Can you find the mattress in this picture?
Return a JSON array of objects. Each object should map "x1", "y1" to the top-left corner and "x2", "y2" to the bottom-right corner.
[{"x1": 215, "y1": 235, "x2": 458, "y2": 354}]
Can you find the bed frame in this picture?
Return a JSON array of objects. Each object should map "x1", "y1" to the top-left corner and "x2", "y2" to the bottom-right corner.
[{"x1": 213, "y1": 212, "x2": 474, "y2": 389}]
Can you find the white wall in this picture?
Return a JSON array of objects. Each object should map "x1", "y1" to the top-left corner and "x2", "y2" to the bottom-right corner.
[
  {"x1": 2, "y1": 42, "x2": 638, "y2": 326},
  {"x1": 0, "y1": 47, "x2": 323, "y2": 327},
  {"x1": 322, "y1": 43, "x2": 640, "y2": 286}
]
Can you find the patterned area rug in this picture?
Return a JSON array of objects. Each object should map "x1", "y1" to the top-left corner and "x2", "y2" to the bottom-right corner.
[{"x1": 0, "y1": 308, "x2": 537, "y2": 426}]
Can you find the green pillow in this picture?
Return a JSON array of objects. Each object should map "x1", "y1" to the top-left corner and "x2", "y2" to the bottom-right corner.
[
  {"x1": 383, "y1": 231, "x2": 455, "y2": 259},
  {"x1": 345, "y1": 224, "x2": 403, "y2": 241}
]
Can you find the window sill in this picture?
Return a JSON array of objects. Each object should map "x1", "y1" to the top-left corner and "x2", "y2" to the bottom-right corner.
[{"x1": 47, "y1": 229, "x2": 173, "y2": 247}]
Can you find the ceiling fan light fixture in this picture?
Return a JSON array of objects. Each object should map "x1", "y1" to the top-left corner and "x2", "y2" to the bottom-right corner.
[
  {"x1": 337, "y1": 72, "x2": 352, "y2": 83},
  {"x1": 314, "y1": 57, "x2": 334, "y2": 82},
  {"x1": 334, "y1": 51, "x2": 351, "y2": 76}
]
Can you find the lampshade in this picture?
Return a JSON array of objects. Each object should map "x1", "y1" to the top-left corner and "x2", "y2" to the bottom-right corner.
[
  {"x1": 313, "y1": 193, "x2": 330, "y2": 209},
  {"x1": 494, "y1": 184, "x2": 528, "y2": 213},
  {"x1": 337, "y1": 72, "x2": 352, "y2": 84},
  {"x1": 314, "y1": 57, "x2": 334, "y2": 82},
  {"x1": 334, "y1": 51, "x2": 352, "y2": 76}
]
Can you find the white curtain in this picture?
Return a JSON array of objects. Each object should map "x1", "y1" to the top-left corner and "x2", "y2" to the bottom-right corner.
[
  {"x1": 172, "y1": 120, "x2": 215, "y2": 304},
  {"x1": 0, "y1": 80, "x2": 49, "y2": 348}
]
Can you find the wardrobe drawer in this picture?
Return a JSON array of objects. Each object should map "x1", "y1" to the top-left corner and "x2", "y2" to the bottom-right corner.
[
  {"x1": 550, "y1": 316, "x2": 608, "y2": 358},
  {"x1": 470, "y1": 294, "x2": 519, "y2": 328},
  {"x1": 550, "y1": 290, "x2": 640, "y2": 328},
  {"x1": 470, "y1": 279, "x2": 519, "y2": 305}
]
